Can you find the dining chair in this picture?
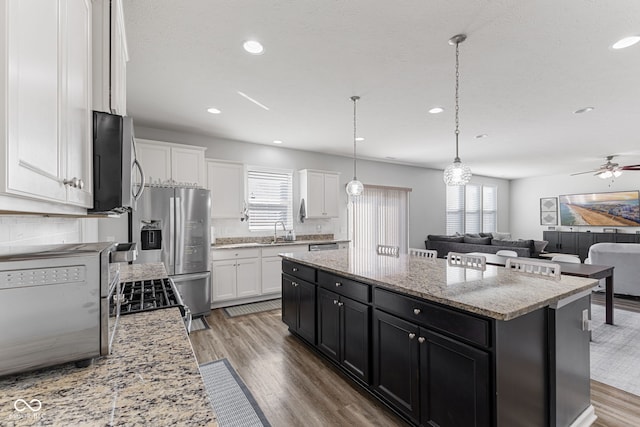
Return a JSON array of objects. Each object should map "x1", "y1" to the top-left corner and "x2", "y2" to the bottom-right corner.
[
  {"x1": 447, "y1": 252, "x2": 487, "y2": 271},
  {"x1": 409, "y1": 248, "x2": 437, "y2": 259},
  {"x1": 496, "y1": 250, "x2": 518, "y2": 257},
  {"x1": 551, "y1": 254, "x2": 581, "y2": 263},
  {"x1": 505, "y1": 258, "x2": 561, "y2": 280},
  {"x1": 377, "y1": 244, "x2": 400, "y2": 257}
]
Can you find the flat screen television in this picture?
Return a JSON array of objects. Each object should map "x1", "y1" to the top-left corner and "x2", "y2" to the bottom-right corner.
[{"x1": 559, "y1": 191, "x2": 640, "y2": 226}]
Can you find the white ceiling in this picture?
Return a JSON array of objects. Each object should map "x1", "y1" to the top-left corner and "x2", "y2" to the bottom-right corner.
[{"x1": 123, "y1": 0, "x2": 640, "y2": 180}]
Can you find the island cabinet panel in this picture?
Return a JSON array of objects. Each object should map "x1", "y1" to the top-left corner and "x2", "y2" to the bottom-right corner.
[
  {"x1": 282, "y1": 274, "x2": 316, "y2": 344},
  {"x1": 318, "y1": 270, "x2": 370, "y2": 303},
  {"x1": 317, "y1": 287, "x2": 370, "y2": 382},
  {"x1": 374, "y1": 288, "x2": 490, "y2": 348},
  {"x1": 282, "y1": 259, "x2": 316, "y2": 283},
  {"x1": 420, "y1": 330, "x2": 490, "y2": 427}
]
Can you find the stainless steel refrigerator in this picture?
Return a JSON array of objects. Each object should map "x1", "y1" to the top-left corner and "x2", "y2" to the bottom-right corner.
[{"x1": 132, "y1": 186, "x2": 211, "y2": 316}]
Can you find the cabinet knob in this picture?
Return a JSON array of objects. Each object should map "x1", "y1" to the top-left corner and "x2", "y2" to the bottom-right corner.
[
  {"x1": 413, "y1": 308, "x2": 421, "y2": 315},
  {"x1": 63, "y1": 177, "x2": 81, "y2": 188},
  {"x1": 337, "y1": 302, "x2": 344, "y2": 307},
  {"x1": 292, "y1": 281, "x2": 298, "y2": 287},
  {"x1": 408, "y1": 333, "x2": 416, "y2": 340},
  {"x1": 418, "y1": 337, "x2": 425, "y2": 344},
  {"x1": 76, "y1": 179, "x2": 84, "y2": 189},
  {"x1": 335, "y1": 282, "x2": 342, "y2": 287},
  {"x1": 333, "y1": 299, "x2": 339, "y2": 305},
  {"x1": 292, "y1": 267, "x2": 298, "y2": 272}
]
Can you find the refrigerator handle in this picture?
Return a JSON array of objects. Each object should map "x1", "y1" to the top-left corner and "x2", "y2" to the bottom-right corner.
[
  {"x1": 131, "y1": 135, "x2": 145, "y2": 209},
  {"x1": 175, "y1": 196, "x2": 182, "y2": 269},
  {"x1": 169, "y1": 197, "x2": 176, "y2": 268}
]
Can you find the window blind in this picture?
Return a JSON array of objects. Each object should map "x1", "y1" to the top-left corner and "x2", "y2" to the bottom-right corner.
[
  {"x1": 247, "y1": 168, "x2": 293, "y2": 231},
  {"x1": 350, "y1": 185, "x2": 410, "y2": 254},
  {"x1": 446, "y1": 184, "x2": 497, "y2": 234}
]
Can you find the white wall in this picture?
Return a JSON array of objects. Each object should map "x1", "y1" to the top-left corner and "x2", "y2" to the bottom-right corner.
[
  {"x1": 124, "y1": 126, "x2": 511, "y2": 249},
  {"x1": 510, "y1": 172, "x2": 640, "y2": 240}
]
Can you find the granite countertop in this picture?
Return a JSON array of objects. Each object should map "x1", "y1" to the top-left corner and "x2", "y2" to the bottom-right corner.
[
  {"x1": 117, "y1": 262, "x2": 168, "y2": 282},
  {"x1": 212, "y1": 239, "x2": 349, "y2": 250},
  {"x1": 0, "y1": 266, "x2": 217, "y2": 426},
  {"x1": 281, "y1": 249, "x2": 598, "y2": 321}
]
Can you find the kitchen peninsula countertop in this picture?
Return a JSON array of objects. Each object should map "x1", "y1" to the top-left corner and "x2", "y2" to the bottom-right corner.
[
  {"x1": 0, "y1": 263, "x2": 217, "y2": 427},
  {"x1": 213, "y1": 239, "x2": 349, "y2": 250},
  {"x1": 280, "y1": 249, "x2": 598, "y2": 320}
]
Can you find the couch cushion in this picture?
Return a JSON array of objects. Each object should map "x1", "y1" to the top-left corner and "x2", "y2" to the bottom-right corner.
[
  {"x1": 492, "y1": 239, "x2": 535, "y2": 250},
  {"x1": 427, "y1": 234, "x2": 464, "y2": 243},
  {"x1": 492, "y1": 232, "x2": 512, "y2": 240},
  {"x1": 464, "y1": 236, "x2": 492, "y2": 245}
]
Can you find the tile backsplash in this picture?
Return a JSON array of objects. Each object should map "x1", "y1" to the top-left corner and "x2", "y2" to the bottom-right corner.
[{"x1": 0, "y1": 216, "x2": 83, "y2": 247}]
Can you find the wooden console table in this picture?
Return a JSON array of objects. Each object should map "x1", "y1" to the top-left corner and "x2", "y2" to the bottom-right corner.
[{"x1": 473, "y1": 253, "x2": 615, "y2": 325}]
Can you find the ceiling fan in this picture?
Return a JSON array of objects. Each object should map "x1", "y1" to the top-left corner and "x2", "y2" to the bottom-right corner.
[{"x1": 571, "y1": 155, "x2": 640, "y2": 179}]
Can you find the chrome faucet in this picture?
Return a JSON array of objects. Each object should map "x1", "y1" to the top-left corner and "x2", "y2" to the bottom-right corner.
[{"x1": 273, "y1": 221, "x2": 287, "y2": 243}]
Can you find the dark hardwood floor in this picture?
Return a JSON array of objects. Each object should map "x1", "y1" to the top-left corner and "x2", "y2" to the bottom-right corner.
[{"x1": 190, "y1": 293, "x2": 640, "y2": 427}]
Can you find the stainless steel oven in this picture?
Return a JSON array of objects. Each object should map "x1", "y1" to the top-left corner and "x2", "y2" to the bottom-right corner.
[{"x1": 0, "y1": 243, "x2": 115, "y2": 377}]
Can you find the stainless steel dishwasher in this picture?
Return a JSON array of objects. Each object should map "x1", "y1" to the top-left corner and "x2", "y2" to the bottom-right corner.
[{"x1": 309, "y1": 242, "x2": 340, "y2": 251}]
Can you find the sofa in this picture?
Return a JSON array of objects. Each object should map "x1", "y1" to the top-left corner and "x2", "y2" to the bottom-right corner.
[
  {"x1": 425, "y1": 233, "x2": 547, "y2": 258},
  {"x1": 586, "y1": 243, "x2": 640, "y2": 297}
]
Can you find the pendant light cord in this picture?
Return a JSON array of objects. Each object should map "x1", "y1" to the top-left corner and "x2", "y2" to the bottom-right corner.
[
  {"x1": 454, "y1": 39, "x2": 461, "y2": 161},
  {"x1": 351, "y1": 95, "x2": 360, "y2": 179}
]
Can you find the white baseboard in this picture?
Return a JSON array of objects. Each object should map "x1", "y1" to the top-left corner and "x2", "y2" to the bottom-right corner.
[{"x1": 570, "y1": 405, "x2": 597, "y2": 427}]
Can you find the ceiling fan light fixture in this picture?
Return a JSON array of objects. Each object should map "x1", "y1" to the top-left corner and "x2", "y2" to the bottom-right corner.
[
  {"x1": 443, "y1": 34, "x2": 472, "y2": 186},
  {"x1": 612, "y1": 36, "x2": 640, "y2": 50},
  {"x1": 599, "y1": 170, "x2": 613, "y2": 179},
  {"x1": 613, "y1": 169, "x2": 623, "y2": 178}
]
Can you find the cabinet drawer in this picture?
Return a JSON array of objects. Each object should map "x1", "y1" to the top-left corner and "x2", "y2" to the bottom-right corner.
[
  {"x1": 261, "y1": 244, "x2": 308, "y2": 258},
  {"x1": 374, "y1": 288, "x2": 490, "y2": 348},
  {"x1": 282, "y1": 260, "x2": 316, "y2": 283},
  {"x1": 210, "y1": 248, "x2": 261, "y2": 261},
  {"x1": 317, "y1": 271, "x2": 370, "y2": 303}
]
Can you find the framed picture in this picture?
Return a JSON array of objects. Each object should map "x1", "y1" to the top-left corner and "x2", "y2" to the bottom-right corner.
[
  {"x1": 540, "y1": 197, "x2": 558, "y2": 225},
  {"x1": 541, "y1": 211, "x2": 558, "y2": 226}
]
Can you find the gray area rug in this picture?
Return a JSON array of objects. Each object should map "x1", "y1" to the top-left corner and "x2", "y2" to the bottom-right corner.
[
  {"x1": 591, "y1": 304, "x2": 640, "y2": 396},
  {"x1": 190, "y1": 316, "x2": 210, "y2": 332},
  {"x1": 224, "y1": 299, "x2": 281, "y2": 317},
  {"x1": 199, "y1": 358, "x2": 270, "y2": 427}
]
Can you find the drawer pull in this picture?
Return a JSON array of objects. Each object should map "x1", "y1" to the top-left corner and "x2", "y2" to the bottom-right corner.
[
  {"x1": 337, "y1": 302, "x2": 344, "y2": 307},
  {"x1": 335, "y1": 282, "x2": 342, "y2": 287},
  {"x1": 292, "y1": 267, "x2": 299, "y2": 272},
  {"x1": 413, "y1": 308, "x2": 421, "y2": 315},
  {"x1": 418, "y1": 337, "x2": 425, "y2": 344},
  {"x1": 408, "y1": 333, "x2": 416, "y2": 340},
  {"x1": 292, "y1": 281, "x2": 298, "y2": 287},
  {"x1": 333, "y1": 299, "x2": 339, "y2": 305}
]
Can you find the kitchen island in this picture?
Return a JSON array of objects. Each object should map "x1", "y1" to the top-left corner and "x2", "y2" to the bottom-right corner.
[
  {"x1": 0, "y1": 263, "x2": 216, "y2": 427},
  {"x1": 280, "y1": 248, "x2": 598, "y2": 427}
]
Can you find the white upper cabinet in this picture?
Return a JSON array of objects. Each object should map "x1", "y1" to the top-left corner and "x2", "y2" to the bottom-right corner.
[
  {"x1": 135, "y1": 139, "x2": 206, "y2": 187},
  {"x1": 299, "y1": 169, "x2": 340, "y2": 218},
  {"x1": 206, "y1": 161, "x2": 244, "y2": 219},
  {"x1": 0, "y1": 0, "x2": 93, "y2": 213},
  {"x1": 92, "y1": 0, "x2": 128, "y2": 115}
]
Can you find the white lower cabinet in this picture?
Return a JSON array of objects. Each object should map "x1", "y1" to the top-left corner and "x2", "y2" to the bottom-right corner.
[{"x1": 211, "y1": 244, "x2": 310, "y2": 308}]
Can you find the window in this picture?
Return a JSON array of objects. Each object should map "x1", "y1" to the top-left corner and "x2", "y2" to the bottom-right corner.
[
  {"x1": 349, "y1": 185, "x2": 411, "y2": 253},
  {"x1": 446, "y1": 184, "x2": 497, "y2": 235},
  {"x1": 247, "y1": 167, "x2": 293, "y2": 231}
]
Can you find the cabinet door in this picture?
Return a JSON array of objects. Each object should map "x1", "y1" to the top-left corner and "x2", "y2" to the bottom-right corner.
[
  {"x1": 110, "y1": 0, "x2": 127, "y2": 115},
  {"x1": 171, "y1": 146, "x2": 205, "y2": 187},
  {"x1": 61, "y1": 0, "x2": 92, "y2": 207},
  {"x1": 420, "y1": 329, "x2": 490, "y2": 427},
  {"x1": 543, "y1": 231, "x2": 559, "y2": 251},
  {"x1": 341, "y1": 296, "x2": 370, "y2": 382},
  {"x1": 615, "y1": 233, "x2": 639, "y2": 243},
  {"x1": 305, "y1": 171, "x2": 326, "y2": 218},
  {"x1": 317, "y1": 288, "x2": 340, "y2": 361},
  {"x1": 576, "y1": 233, "x2": 594, "y2": 261},
  {"x1": 261, "y1": 256, "x2": 283, "y2": 295},
  {"x1": 559, "y1": 232, "x2": 578, "y2": 255},
  {"x1": 6, "y1": 0, "x2": 66, "y2": 202},
  {"x1": 282, "y1": 275, "x2": 298, "y2": 331},
  {"x1": 207, "y1": 161, "x2": 244, "y2": 219},
  {"x1": 372, "y1": 309, "x2": 420, "y2": 423},
  {"x1": 236, "y1": 258, "x2": 261, "y2": 298},
  {"x1": 322, "y1": 173, "x2": 340, "y2": 217},
  {"x1": 297, "y1": 278, "x2": 317, "y2": 344},
  {"x1": 136, "y1": 142, "x2": 171, "y2": 184},
  {"x1": 211, "y1": 260, "x2": 237, "y2": 302}
]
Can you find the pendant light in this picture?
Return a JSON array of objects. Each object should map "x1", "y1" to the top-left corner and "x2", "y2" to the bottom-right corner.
[
  {"x1": 346, "y1": 95, "x2": 364, "y2": 197},
  {"x1": 443, "y1": 34, "x2": 472, "y2": 186}
]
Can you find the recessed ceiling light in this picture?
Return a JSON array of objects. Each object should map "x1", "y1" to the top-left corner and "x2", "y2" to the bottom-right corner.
[
  {"x1": 243, "y1": 40, "x2": 264, "y2": 55},
  {"x1": 574, "y1": 107, "x2": 594, "y2": 114},
  {"x1": 612, "y1": 36, "x2": 640, "y2": 50},
  {"x1": 475, "y1": 134, "x2": 488, "y2": 139},
  {"x1": 355, "y1": 137, "x2": 364, "y2": 142},
  {"x1": 207, "y1": 107, "x2": 221, "y2": 114},
  {"x1": 272, "y1": 140, "x2": 283, "y2": 144},
  {"x1": 428, "y1": 107, "x2": 444, "y2": 114}
]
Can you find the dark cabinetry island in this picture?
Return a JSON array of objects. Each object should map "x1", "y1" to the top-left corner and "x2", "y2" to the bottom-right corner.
[{"x1": 281, "y1": 249, "x2": 598, "y2": 427}]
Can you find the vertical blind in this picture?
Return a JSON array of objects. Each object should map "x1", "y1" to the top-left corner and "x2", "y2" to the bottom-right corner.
[
  {"x1": 247, "y1": 168, "x2": 293, "y2": 231},
  {"x1": 350, "y1": 185, "x2": 410, "y2": 254},
  {"x1": 446, "y1": 184, "x2": 497, "y2": 235}
]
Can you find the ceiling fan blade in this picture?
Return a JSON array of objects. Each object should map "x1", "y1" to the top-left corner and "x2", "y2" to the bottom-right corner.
[
  {"x1": 621, "y1": 165, "x2": 640, "y2": 170},
  {"x1": 570, "y1": 170, "x2": 598, "y2": 176}
]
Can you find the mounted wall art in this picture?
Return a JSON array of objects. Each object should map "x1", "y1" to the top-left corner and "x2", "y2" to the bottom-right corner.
[{"x1": 540, "y1": 197, "x2": 558, "y2": 226}]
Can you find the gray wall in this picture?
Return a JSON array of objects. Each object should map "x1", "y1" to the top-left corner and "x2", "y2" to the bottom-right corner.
[{"x1": 110, "y1": 126, "x2": 511, "y2": 248}]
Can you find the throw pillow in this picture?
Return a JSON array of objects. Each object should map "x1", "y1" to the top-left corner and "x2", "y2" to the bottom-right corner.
[
  {"x1": 533, "y1": 240, "x2": 549, "y2": 254},
  {"x1": 492, "y1": 239, "x2": 535, "y2": 250},
  {"x1": 492, "y1": 231, "x2": 512, "y2": 240},
  {"x1": 427, "y1": 234, "x2": 464, "y2": 243},
  {"x1": 464, "y1": 236, "x2": 492, "y2": 245},
  {"x1": 464, "y1": 233, "x2": 481, "y2": 238}
]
